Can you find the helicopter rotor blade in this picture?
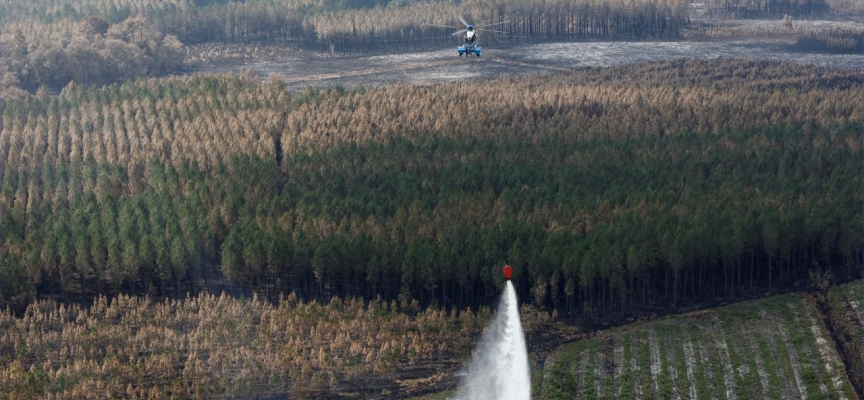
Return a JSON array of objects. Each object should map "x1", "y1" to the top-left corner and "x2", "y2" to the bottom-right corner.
[
  {"x1": 476, "y1": 28, "x2": 507, "y2": 33},
  {"x1": 422, "y1": 23, "x2": 460, "y2": 29},
  {"x1": 476, "y1": 20, "x2": 510, "y2": 28},
  {"x1": 451, "y1": 29, "x2": 467, "y2": 36},
  {"x1": 458, "y1": 16, "x2": 469, "y2": 27}
]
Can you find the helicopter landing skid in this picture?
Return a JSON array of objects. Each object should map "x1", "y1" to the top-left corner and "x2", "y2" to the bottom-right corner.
[{"x1": 457, "y1": 45, "x2": 481, "y2": 57}]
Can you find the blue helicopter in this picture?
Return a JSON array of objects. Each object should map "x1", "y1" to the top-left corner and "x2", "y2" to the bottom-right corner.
[{"x1": 425, "y1": 17, "x2": 509, "y2": 57}]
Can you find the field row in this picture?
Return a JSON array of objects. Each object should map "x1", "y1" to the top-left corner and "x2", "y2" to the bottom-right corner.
[
  {"x1": 825, "y1": 281, "x2": 863, "y2": 396},
  {"x1": 538, "y1": 293, "x2": 856, "y2": 400}
]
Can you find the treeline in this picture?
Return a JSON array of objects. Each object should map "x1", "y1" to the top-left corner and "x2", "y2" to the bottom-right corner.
[
  {"x1": 1, "y1": 15, "x2": 184, "y2": 92},
  {"x1": 689, "y1": 21, "x2": 864, "y2": 55},
  {"x1": 1, "y1": 0, "x2": 690, "y2": 60},
  {"x1": 1, "y1": 60, "x2": 862, "y2": 314},
  {"x1": 704, "y1": 0, "x2": 863, "y2": 18},
  {"x1": 0, "y1": 0, "x2": 189, "y2": 25},
  {"x1": 3, "y1": 0, "x2": 862, "y2": 67},
  {"x1": 297, "y1": 0, "x2": 689, "y2": 54},
  {"x1": 794, "y1": 28, "x2": 864, "y2": 53}
]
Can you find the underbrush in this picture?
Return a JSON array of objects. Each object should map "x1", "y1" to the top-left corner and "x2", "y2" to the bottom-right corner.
[{"x1": 0, "y1": 292, "x2": 560, "y2": 399}]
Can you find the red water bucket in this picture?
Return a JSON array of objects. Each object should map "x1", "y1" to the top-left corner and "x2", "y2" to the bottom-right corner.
[{"x1": 502, "y1": 265, "x2": 513, "y2": 280}]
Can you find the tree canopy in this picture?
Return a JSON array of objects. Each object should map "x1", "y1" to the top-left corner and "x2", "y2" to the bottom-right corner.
[{"x1": 1, "y1": 59, "x2": 862, "y2": 314}]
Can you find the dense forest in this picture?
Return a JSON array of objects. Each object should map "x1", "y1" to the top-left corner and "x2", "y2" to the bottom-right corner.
[
  {"x1": 2, "y1": 59, "x2": 861, "y2": 315},
  {"x1": 1, "y1": 0, "x2": 692, "y2": 47},
  {"x1": 794, "y1": 28, "x2": 864, "y2": 53},
  {"x1": 0, "y1": 15, "x2": 184, "y2": 92},
  {"x1": 690, "y1": 23, "x2": 864, "y2": 53},
  {"x1": 704, "y1": 0, "x2": 864, "y2": 18}
]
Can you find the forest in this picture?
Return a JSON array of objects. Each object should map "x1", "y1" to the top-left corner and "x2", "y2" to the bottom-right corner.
[
  {"x1": 2, "y1": 0, "x2": 863, "y2": 397},
  {"x1": 2, "y1": 59, "x2": 861, "y2": 316},
  {"x1": 0, "y1": 291, "x2": 559, "y2": 398},
  {"x1": 0, "y1": 0, "x2": 692, "y2": 91},
  {"x1": 3, "y1": 0, "x2": 863, "y2": 92}
]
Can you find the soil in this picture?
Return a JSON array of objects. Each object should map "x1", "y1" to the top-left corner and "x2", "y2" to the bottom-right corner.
[
  {"x1": 191, "y1": 19, "x2": 863, "y2": 94},
  {"x1": 846, "y1": 289, "x2": 861, "y2": 318},
  {"x1": 710, "y1": 315, "x2": 738, "y2": 400},
  {"x1": 806, "y1": 293, "x2": 848, "y2": 400},
  {"x1": 839, "y1": 287, "x2": 863, "y2": 398},
  {"x1": 808, "y1": 317, "x2": 849, "y2": 400},
  {"x1": 808, "y1": 288, "x2": 861, "y2": 400},
  {"x1": 790, "y1": 302, "x2": 832, "y2": 396},
  {"x1": 697, "y1": 334, "x2": 719, "y2": 400},
  {"x1": 576, "y1": 350, "x2": 590, "y2": 399},
  {"x1": 595, "y1": 349, "x2": 605, "y2": 397},
  {"x1": 682, "y1": 337, "x2": 698, "y2": 400},
  {"x1": 665, "y1": 332, "x2": 681, "y2": 400},
  {"x1": 648, "y1": 329, "x2": 662, "y2": 397},
  {"x1": 744, "y1": 324, "x2": 772, "y2": 399},
  {"x1": 631, "y1": 338, "x2": 644, "y2": 400},
  {"x1": 773, "y1": 311, "x2": 809, "y2": 399},
  {"x1": 758, "y1": 309, "x2": 796, "y2": 399},
  {"x1": 613, "y1": 340, "x2": 624, "y2": 397}
]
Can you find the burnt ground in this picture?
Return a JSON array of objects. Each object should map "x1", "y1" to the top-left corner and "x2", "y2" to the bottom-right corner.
[{"x1": 190, "y1": 19, "x2": 863, "y2": 94}]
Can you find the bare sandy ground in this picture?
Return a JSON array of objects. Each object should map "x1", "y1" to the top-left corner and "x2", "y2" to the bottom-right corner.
[{"x1": 194, "y1": 30, "x2": 863, "y2": 93}]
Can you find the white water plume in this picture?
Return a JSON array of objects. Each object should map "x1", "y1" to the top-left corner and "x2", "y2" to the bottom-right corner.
[{"x1": 456, "y1": 281, "x2": 531, "y2": 400}]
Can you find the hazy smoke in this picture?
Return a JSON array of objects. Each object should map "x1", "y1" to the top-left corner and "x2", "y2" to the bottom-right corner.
[{"x1": 456, "y1": 281, "x2": 531, "y2": 400}]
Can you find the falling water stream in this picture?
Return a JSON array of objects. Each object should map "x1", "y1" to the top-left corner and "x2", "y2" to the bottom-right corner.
[{"x1": 457, "y1": 281, "x2": 531, "y2": 400}]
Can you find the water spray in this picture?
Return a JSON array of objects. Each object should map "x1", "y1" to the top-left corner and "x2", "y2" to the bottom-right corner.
[{"x1": 456, "y1": 265, "x2": 531, "y2": 400}]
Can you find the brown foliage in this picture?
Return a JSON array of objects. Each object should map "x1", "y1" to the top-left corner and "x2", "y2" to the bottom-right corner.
[
  {"x1": 280, "y1": 59, "x2": 863, "y2": 156},
  {"x1": 0, "y1": 15, "x2": 184, "y2": 90},
  {"x1": 0, "y1": 293, "x2": 502, "y2": 398}
]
